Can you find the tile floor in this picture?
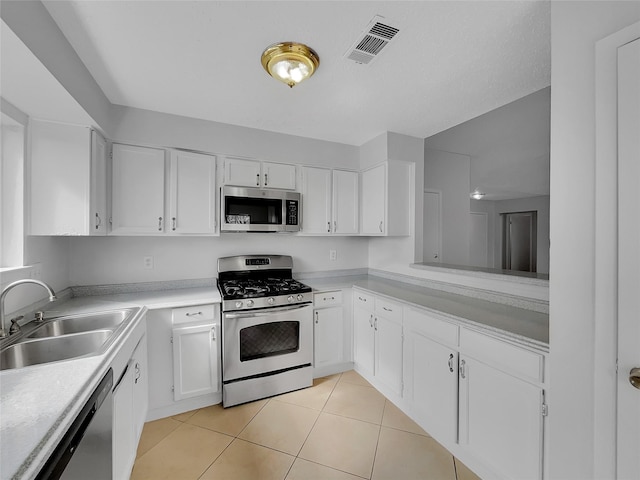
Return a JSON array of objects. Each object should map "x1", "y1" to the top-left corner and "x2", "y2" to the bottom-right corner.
[{"x1": 132, "y1": 370, "x2": 481, "y2": 480}]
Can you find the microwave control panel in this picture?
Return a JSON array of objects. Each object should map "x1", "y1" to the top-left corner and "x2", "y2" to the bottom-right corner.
[{"x1": 286, "y1": 200, "x2": 299, "y2": 226}]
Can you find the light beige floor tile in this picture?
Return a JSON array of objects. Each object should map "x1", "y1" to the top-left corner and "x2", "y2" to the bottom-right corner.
[
  {"x1": 339, "y1": 370, "x2": 372, "y2": 387},
  {"x1": 274, "y1": 375, "x2": 338, "y2": 410},
  {"x1": 372, "y1": 427, "x2": 456, "y2": 480},
  {"x1": 285, "y1": 458, "x2": 365, "y2": 480},
  {"x1": 131, "y1": 423, "x2": 232, "y2": 480},
  {"x1": 200, "y1": 438, "x2": 294, "y2": 480},
  {"x1": 172, "y1": 408, "x2": 199, "y2": 423},
  {"x1": 238, "y1": 400, "x2": 320, "y2": 455},
  {"x1": 323, "y1": 380, "x2": 385, "y2": 424},
  {"x1": 299, "y1": 412, "x2": 380, "y2": 478},
  {"x1": 186, "y1": 399, "x2": 267, "y2": 436},
  {"x1": 135, "y1": 417, "x2": 182, "y2": 458},
  {"x1": 455, "y1": 457, "x2": 482, "y2": 480},
  {"x1": 382, "y1": 400, "x2": 429, "y2": 436}
]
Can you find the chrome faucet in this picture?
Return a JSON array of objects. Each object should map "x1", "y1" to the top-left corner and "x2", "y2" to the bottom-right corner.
[{"x1": 0, "y1": 279, "x2": 57, "y2": 338}]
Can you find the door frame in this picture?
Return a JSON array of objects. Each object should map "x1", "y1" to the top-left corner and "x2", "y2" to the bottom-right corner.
[{"x1": 593, "y1": 21, "x2": 640, "y2": 478}]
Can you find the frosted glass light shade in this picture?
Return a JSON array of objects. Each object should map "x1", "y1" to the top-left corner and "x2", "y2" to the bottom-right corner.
[{"x1": 261, "y1": 42, "x2": 320, "y2": 88}]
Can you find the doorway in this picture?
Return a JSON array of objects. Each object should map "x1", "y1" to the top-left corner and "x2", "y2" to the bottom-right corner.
[{"x1": 502, "y1": 211, "x2": 537, "y2": 272}]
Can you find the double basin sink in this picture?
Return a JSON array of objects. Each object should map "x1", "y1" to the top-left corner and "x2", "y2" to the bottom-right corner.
[{"x1": 0, "y1": 308, "x2": 137, "y2": 371}]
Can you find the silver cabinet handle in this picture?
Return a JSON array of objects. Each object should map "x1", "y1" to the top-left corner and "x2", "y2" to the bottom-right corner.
[
  {"x1": 358, "y1": 296, "x2": 367, "y2": 302},
  {"x1": 172, "y1": 217, "x2": 177, "y2": 231},
  {"x1": 134, "y1": 362, "x2": 141, "y2": 384},
  {"x1": 630, "y1": 367, "x2": 640, "y2": 390},
  {"x1": 459, "y1": 359, "x2": 466, "y2": 379},
  {"x1": 374, "y1": 318, "x2": 378, "y2": 331},
  {"x1": 369, "y1": 314, "x2": 373, "y2": 327},
  {"x1": 448, "y1": 354, "x2": 455, "y2": 373},
  {"x1": 256, "y1": 173, "x2": 260, "y2": 186},
  {"x1": 211, "y1": 326, "x2": 217, "y2": 341},
  {"x1": 323, "y1": 296, "x2": 335, "y2": 301},
  {"x1": 185, "y1": 311, "x2": 202, "y2": 317},
  {"x1": 327, "y1": 222, "x2": 331, "y2": 233},
  {"x1": 158, "y1": 216, "x2": 163, "y2": 231},
  {"x1": 334, "y1": 221, "x2": 337, "y2": 232},
  {"x1": 315, "y1": 311, "x2": 319, "y2": 324},
  {"x1": 264, "y1": 173, "x2": 268, "y2": 186},
  {"x1": 379, "y1": 221, "x2": 383, "y2": 233},
  {"x1": 95, "y1": 213, "x2": 102, "y2": 230},
  {"x1": 382, "y1": 306, "x2": 393, "y2": 312}
]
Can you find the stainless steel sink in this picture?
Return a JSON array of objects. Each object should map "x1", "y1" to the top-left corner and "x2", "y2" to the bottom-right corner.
[
  {"x1": 0, "y1": 330, "x2": 114, "y2": 370},
  {"x1": 28, "y1": 310, "x2": 131, "y2": 338}
]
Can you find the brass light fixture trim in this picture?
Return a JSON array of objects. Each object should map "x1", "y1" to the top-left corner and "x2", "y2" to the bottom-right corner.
[{"x1": 261, "y1": 42, "x2": 320, "y2": 88}]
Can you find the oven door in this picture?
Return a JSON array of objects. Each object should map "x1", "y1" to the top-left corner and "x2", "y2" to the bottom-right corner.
[{"x1": 222, "y1": 303, "x2": 312, "y2": 382}]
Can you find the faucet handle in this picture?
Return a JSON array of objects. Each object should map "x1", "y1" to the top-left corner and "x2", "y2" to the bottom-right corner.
[
  {"x1": 9, "y1": 316, "x2": 23, "y2": 335},
  {"x1": 35, "y1": 311, "x2": 45, "y2": 322}
]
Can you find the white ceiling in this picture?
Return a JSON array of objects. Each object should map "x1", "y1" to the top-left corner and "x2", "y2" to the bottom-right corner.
[{"x1": 41, "y1": 0, "x2": 551, "y2": 146}]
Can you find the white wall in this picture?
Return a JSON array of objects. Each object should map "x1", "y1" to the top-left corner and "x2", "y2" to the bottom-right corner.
[
  {"x1": 549, "y1": 2, "x2": 640, "y2": 479},
  {"x1": 67, "y1": 235, "x2": 367, "y2": 286},
  {"x1": 424, "y1": 148, "x2": 471, "y2": 265}
]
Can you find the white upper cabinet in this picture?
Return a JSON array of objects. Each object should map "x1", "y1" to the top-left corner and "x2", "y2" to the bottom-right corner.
[
  {"x1": 111, "y1": 143, "x2": 166, "y2": 235},
  {"x1": 169, "y1": 150, "x2": 216, "y2": 234},
  {"x1": 29, "y1": 119, "x2": 108, "y2": 235},
  {"x1": 360, "y1": 161, "x2": 412, "y2": 236},
  {"x1": 224, "y1": 157, "x2": 296, "y2": 190},
  {"x1": 300, "y1": 166, "x2": 358, "y2": 235},
  {"x1": 111, "y1": 144, "x2": 216, "y2": 235}
]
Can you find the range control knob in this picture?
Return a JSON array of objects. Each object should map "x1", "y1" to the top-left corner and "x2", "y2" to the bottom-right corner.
[
  {"x1": 296, "y1": 294, "x2": 304, "y2": 301},
  {"x1": 235, "y1": 301, "x2": 243, "y2": 309},
  {"x1": 287, "y1": 295, "x2": 294, "y2": 303},
  {"x1": 267, "y1": 297, "x2": 275, "y2": 305},
  {"x1": 246, "y1": 300, "x2": 254, "y2": 307}
]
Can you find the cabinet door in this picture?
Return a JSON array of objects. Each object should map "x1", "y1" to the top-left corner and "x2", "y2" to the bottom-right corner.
[
  {"x1": 111, "y1": 144, "x2": 166, "y2": 234},
  {"x1": 132, "y1": 334, "x2": 149, "y2": 443},
  {"x1": 374, "y1": 314, "x2": 403, "y2": 396},
  {"x1": 113, "y1": 361, "x2": 135, "y2": 480},
  {"x1": 353, "y1": 305, "x2": 375, "y2": 377},
  {"x1": 314, "y1": 307, "x2": 344, "y2": 368},
  {"x1": 169, "y1": 151, "x2": 216, "y2": 234},
  {"x1": 90, "y1": 130, "x2": 108, "y2": 235},
  {"x1": 300, "y1": 166, "x2": 332, "y2": 234},
  {"x1": 332, "y1": 170, "x2": 359, "y2": 234},
  {"x1": 172, "y1": 323, "x2": 219, "y2": 400},
  {"x1": 360, "y1": 164, "x2": 386, "y2": 235},
  {"x1": 404, "y1": 330, "x2": 458, "y2": 444},
  {"x1": 263, "y1": 162, "x2": 296, "y2": 190},
  {"x1": 459, "y1": 356, "x2": 543, "y2": 480},
  {"x1": 224, "y1": 157, "x2": 261, "y2": 187}
]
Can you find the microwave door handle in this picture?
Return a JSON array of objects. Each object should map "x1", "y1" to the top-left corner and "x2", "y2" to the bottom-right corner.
[{"x1": 224, "y1": 303, "x2": 310, "y2": 319}]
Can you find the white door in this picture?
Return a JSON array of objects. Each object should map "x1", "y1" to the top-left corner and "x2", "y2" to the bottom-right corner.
[
  {"x1": 111, "y1": 144, "x2": 166, "y2": 234},
  {"x1": 172, "y1": 323, "x2": 218, "y2": 400},
  {"x1": 300, "y1": 166, "x2": 332, "y2": 234},
  {"x1": 314, "y1": 307, "x2": 344, "y2": 367},
  {"x1": 262, "y1": 162, "x2": 296, "y2": 190},
  {"x1": 332, "y1": 170, "x2": 359, "y2": 234},
  {"x1": 423, "y1": 190, "x2": 441, "y2": 262},
  {"x1": 469, "y1": 212, "x2": 488, "y2": 267},
  {"x1": 374, "y1": 314, "x2": 403, "y2": 397},
  {"x1": 617, "y1": 36, "x2": 640, "y2": 479},
  {"x1": 90, "y1": 130, "x2": 108, "y2": 235},
  {"x1": 224, "y1": 157, "x2": 261, "y2": 187},
  {"x1": 353, "y1": 304, "x2": 375, "y2": 377},
  {"x1": 169, "y1": 150, "x2": 216, "y2": 234}
]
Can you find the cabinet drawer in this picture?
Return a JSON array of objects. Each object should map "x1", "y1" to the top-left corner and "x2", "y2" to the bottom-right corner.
[
  {"x1": 354, "y1": 290, "x2": 374, "y2": 309},
  {"x1": 172, "y1": 304, "x2": 217, "y2": 325},
  {"x1": 375, "y1": 297, "x2": 403, "y2": 323},
  {"x1": 405, "y1": 308, "x2": 459, "y2": 347},
  {"x1": 460, "y1": 328, "x2": 544, "y2": 383},
  {"x1": 314, "y1": 290, "x2": 343, "y2": 308}
]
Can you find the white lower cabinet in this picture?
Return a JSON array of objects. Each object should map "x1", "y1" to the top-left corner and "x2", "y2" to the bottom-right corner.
[
  {"x1": 313, "y1": 290, "x2": 348, "y2": 374},
  {"x1": 147, "y1": 304, "x2": 221, "y2": 420},
  {"x1": 353, "y1": 290, "x2": 403, "y2": 399},
  {"x1": 113, "y1": 331, "x2": 148, "y2": 480},
  {"x1": 172, "y1": 322, "x2": 219, "y2": 400},
  {"x1": 403, "y1": 308, "x2": 459, "y2": 445}
]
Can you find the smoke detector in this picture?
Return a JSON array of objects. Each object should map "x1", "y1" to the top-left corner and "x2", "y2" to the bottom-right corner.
[{"x1": 345, "y1": 15, "x2": 400, "y2": 65}]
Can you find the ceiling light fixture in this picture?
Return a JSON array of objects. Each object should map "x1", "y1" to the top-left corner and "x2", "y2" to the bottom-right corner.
[
  {"x1": 261, "y1": 42, "x2": 320, "y2": 88},
  {"x1": 470, "y1": 190, "x2": 486, "y2": 200}
]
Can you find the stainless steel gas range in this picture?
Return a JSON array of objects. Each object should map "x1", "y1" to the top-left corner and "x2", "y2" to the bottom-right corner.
[{"x1": 217, "y1": 255, "x2": 313, "y2": 407}]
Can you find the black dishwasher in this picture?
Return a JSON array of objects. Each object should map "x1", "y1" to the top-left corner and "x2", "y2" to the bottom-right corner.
[{"x1": 36, "y1": 369, "x2": 113, "y2": 480}]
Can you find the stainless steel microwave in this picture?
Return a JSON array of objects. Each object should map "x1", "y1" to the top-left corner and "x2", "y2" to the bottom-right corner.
[{"x1": 220, "y1": 186, "x2": 301, "y2": 232}]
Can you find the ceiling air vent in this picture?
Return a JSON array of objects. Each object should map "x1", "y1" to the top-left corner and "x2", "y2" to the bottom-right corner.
[{"x1": 345, "y1": 15, "x2": 399, "y2": 65}]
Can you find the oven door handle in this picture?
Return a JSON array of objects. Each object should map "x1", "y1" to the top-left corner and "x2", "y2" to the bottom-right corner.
[{"x1": 224, "y1": 303, "x2": 311, "y2": 319}]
